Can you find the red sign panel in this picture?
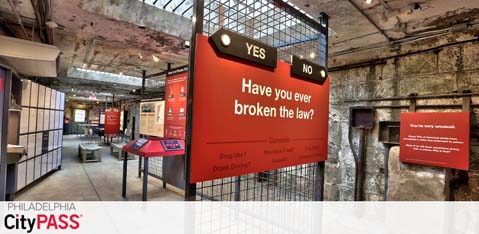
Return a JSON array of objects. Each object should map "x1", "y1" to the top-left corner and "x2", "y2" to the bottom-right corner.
[
  {"x1": 190, "y1": 34, "x2": 330, "y2": 183},
  {"x1": 104, "y1": 111, "x2": 121, "y2": 135},
  {"x1": 164, "y1": 72, "x2": 188, "y2": 139},
  {"x1": 400, "y1": 112, "x2": 470, "y2": 170}
]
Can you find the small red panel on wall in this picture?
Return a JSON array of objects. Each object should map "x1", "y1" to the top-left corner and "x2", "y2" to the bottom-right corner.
[
  {"x1": 190, "y1": 34, "x2": 330, "y2": 183},
  {"x1": 164, "y1": 72, "x2": 188, "y2": 139},
  {"x1": 400, "y1": 112, "x2": 470, "y2": 170},
  {"x1": 104, "y1": 111, "x2": 121, "y2": 135}
]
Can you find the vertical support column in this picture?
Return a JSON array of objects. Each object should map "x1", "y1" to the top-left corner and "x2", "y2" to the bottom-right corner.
[
  {"x1": 138, "y1": 71, "x2": 146, "y2": 178},
  {"x1": 184, "y1": 0, "x2": 205, "y2": 201},
  {"x1": 313, "y1": 12, "x2": 329, "y2": 202},
  {"x1": 0, "y1": 68, "x2": 12, "y2": 201}
]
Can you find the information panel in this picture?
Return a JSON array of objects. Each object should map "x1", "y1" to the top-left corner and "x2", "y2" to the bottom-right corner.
[
  {"x1": 400, "y1": 112, "x2": 470, "y2": 170},
  {"x1": 139, "y1": 101, "x2": 165, "y2": 137},
  {"x1": 190, "y1": 34, "x2": 330, "y2": 183},
  {"x1": 104, "y1": 111, "x2": 121, "y2": 135},
  {"x1": 164, "y1": 72, "x2": 188, "y2": 139}
]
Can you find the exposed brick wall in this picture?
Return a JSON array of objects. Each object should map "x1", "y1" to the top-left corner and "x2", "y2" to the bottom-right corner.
[{"x1": 326, "y1": 39, "x2": 479, "y2": 201}]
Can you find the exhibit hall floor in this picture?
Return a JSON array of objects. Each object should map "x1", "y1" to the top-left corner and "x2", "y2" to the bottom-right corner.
[{"x1": 15, "y1": 135, "x2": 183, "y2": 201}]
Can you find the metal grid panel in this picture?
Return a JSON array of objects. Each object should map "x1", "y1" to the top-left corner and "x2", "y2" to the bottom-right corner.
[
  {"x1": 196, "y1": 163, "x2": 320, "y2": 201},
  {"x1": 202, "y1": 0, "x2": 327, "y2": 67},
  {"x1": 192, "y1": 0, "x2": 328, "y2": 201}
]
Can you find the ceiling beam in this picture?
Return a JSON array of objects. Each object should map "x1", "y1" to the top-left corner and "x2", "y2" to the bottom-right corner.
[{"x1": 346, "y1": 0, "x2": 391, "y2": 43}]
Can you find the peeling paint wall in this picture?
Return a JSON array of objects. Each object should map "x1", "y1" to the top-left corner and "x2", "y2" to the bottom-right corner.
[{"x1": 326, "y1": 38, "x2": 479, "y2": 201}]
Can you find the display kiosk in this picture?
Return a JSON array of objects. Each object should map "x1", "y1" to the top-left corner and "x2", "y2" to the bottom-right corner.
[{"x1": 121, "y1": 138, "x2": 184, "y2": 201}]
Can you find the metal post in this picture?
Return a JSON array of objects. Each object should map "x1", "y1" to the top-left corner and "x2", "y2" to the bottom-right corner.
[
  {"x1": 141, "y1": 70, "x2": 146, "y2": 99},
  {"x1": 0, "y1": 68, "x2": 12, "y2": 201},
  {"x1": 314, "y1": 161, "x2": 325, "y2": 201},
  {"x1": 122, "y1": 151, "x2": 128, "y2": 198},
  {"x1": 143, "y1": 157, "x2": 149, "y2": 201},
  {"x1": 184, "y1": 0, "x2": 205, "y2": 201},
  {"x1": 234, "y1": 176, "x2": 241, "y2": 201}
]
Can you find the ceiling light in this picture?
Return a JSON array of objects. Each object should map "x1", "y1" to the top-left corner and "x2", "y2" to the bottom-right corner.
[
  {"x1": 153, "y1": 55, "x2": 160, "y2": 62},
  {"x1": 185, "y1": 40, "x2": 190, "y2": 47},
  {"x1": 299, "y1": 55, "x2": 304, "y2": 59},
  {"x1": 365, "y1": 0, "x2": 372, "y2": 4},
  {"x1": 73, "y1": 94, "x2": 76, "y2": 97},
  {"x1": 220, "y1": 34, "x2": 231, "y2": 47},
  {"x1": 82, "y1": 63, "x2": 87, "y2": 68},
  {"x1": 309, "y1": 52, "x2": 315, "y2": 59},
  {"x1": 119, "y1": 72, "x2": 123, "y2": 76},
  {"x1": 138, "y1": 53, "x2": 143, "y2": 59}
]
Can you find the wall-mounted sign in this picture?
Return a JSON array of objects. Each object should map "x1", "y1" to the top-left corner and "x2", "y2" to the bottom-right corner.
[
  {"x1": 164, "y1": 72, "x2": 188, "y2": 139},
  {"x1": 209, "y1": 28, "x2": 277, "y2": 68},
  {"x1": 139, "y1": 101, "x2": 165, "y2": 137},
  {"x1": 291, "y1": 56, "x2": 328, "y2": 84},
  {"x1": 104, "y1": 111, "x2": 121, "y2": 135},
  {"x1": 190, "y1": 34, "x2": 330, "y2": 183},
  {"x1": 400, "y1": 112, "x2": 470, "y2": 170}
]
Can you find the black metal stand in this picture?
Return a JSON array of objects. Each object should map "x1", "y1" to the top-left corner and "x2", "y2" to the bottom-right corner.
[{"x1": 122, "y1": 150, "x2": 150, "y2": 202}]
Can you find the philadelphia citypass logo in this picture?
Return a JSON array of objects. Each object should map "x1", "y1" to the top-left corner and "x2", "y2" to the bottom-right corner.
[{"x1": 3, "y1": 202, "x2": 82, "y2": 233}]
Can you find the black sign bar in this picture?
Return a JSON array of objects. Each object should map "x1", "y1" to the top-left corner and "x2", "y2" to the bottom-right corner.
[
  {"x1": 209, "y1": 28, "x2": 277, "y2": 68},
  {"x1": 291, "y1": 55, "x2": 328, "y2": 85}
]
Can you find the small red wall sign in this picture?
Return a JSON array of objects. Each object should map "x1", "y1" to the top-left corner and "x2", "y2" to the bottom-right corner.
[
  {"x1": 400, "y1": 112, "x2": 470, "y2": 170},
  {"x1": 190, "y1": 34, "x2": 330, "y2": 183},
  {"x1": 164, "y1": 72, "x2": 188, "y2": 139},
  {"x1": 104, "y1": 111, "x2": 121, "y2": 135}
]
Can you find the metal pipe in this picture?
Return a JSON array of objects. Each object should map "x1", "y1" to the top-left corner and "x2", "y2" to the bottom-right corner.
[
  {"x1": 355, "y1": 129, "x2": 366, "y2": 201},
  {"x1": 383, "y1": 145, "x2": 391, "y2": 201},
  {"x1": 344, "y1": 92, "x2": 479, "y2": 103},
  {"x1": 348, "y1": 123, "x2": 360, "y2": 200},
  {"x1": 7, "y1": 0, "x2": 29, "y2": 40},
  {"x1": 346, "y1": 0, "x2": 391, "y2": 42},
  {"x1": 184, "y1": 0, "x2": 205, "y2": 201}
]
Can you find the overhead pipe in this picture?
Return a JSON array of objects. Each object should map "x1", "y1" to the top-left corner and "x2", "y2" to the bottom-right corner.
[{"x1": 7, "y1": 0, "x2": 29, "y2": 40}]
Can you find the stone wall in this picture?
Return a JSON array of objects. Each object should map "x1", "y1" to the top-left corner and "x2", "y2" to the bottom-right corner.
[{"x1": 325, "y1": 38, "x2": 479, "y2": 201}]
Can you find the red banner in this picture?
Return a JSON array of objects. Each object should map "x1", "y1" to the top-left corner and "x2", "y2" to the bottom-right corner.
[
  {"x1": 164, "y1": 72, "x2": 188, "y2": 139},
  {"x1": 104, "y1": 111, "x2": 121, "y2": 135},
  {"x1": 400, "y1": 112, "x2": 470, "y2": 170},
  {"x1": 190, "y1": 34, "x2": 330, "y2": 183}
]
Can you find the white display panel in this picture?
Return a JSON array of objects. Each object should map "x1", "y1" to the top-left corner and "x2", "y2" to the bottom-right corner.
[
  {"x1": 36, "y1": 109, "x2": 44, "y2": 131},
  {"x1": 21, "y1": 80, "x2": 31, "y2": 106},
  {"x1": 55, "y1": 111, "x2": 60, "y2": 129},
  {"x1": 49, "y1": 110, "x2": 55, "y2": 130},
  {"x1": 38, "y1": 85, "x2": 45, "y2": 108},
  {"x1": 28, "y1": 108, "x2": 37, "y2": 132},
  {"x1": 56, "y1": 130, "x2": 62, "y2": 148},
  {"x1": 56, "y1": 149, "x2": 62, "y2": 168},
  {"x1": 43, "y1": 110, "x2": 50, "y2": 131},
  {"x1": 17, "y1": 162, "x2": 26, "y2": 190},
  {"x1": 20, "y1": 107, "x2": 29, "y2": 134},
  {"x1": 34, "y1": 157, "x2": 41, "y2": 179},
  {"x1": 18, "y1": 135, "x2": 28, "y2": 162},
  {"x1": 44, "y1": 87, "x2": 51, "y2": 109},
  {"x1": 26, "y1": 160, "x2": 34, "y2": 185},
  {"x1": 51, "y1": 90, "x2": 57, "y2": 109},
  {"x1": 30, "y1": 82, "x2": 38, "y2": 107},
  {"x1": 35, "y1": 133, "x2": 42, "y2": 156},
  {"x1": 56, "y1": 91, "x2": 61, "y2": 110},
  {"x1": 27, "y1": 134, "x2": 35, "y2": 159},
  {"x1": 47, "y1": 152, "x2": 53, "y2": 171},
  {"x1": 60, "y1": 93, "x2": 65, "y2": 110}
]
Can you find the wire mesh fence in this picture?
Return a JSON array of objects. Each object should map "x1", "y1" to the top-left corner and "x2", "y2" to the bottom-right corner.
[{"x1": 192, "y1": 0, "x2": 328, "y2": 201}]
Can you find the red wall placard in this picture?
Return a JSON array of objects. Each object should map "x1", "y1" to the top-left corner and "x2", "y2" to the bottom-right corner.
[
  {"x1": 190, "y1": 34, "x2": 330, "y2": 183},
  {"x1": 164, "y1": 72, "x2": 188, "y2": 139},
  {"x1": 104, "y1": 111, "x2": 121, "y2": 135},
  {"x1": 400, "y1": 112, "x2": 470, "y2": 170}
]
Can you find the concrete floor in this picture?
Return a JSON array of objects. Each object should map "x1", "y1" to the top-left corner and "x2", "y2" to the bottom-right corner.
[{"x1": 15, "y1": 135, "x2": 184, "y2": 201}]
